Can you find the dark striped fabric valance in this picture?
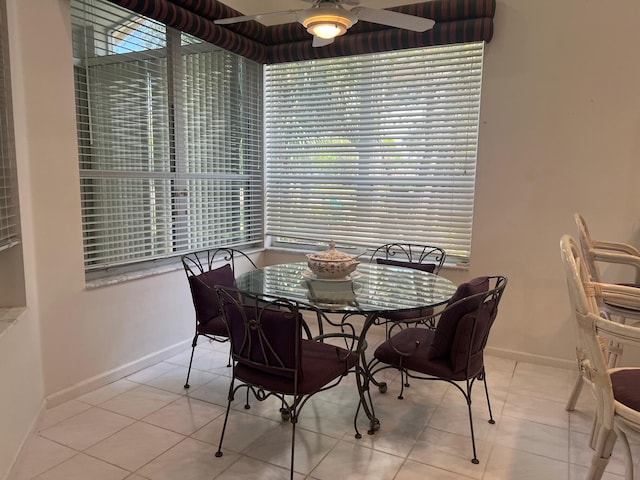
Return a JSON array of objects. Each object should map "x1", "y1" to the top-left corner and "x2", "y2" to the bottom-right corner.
[{"x1": 108, "y1": 0, "x2": 495, "y2": 64}]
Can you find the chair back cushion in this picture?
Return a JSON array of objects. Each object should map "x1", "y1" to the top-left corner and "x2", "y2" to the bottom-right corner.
[
  {"x1": 222, "y1": 300, "x2": 302, "y2": 380},
  {"x1": 376, "y1": 258, "x2": 436, "y2": 273},
  {"x1": 450, "y1": 298, "x2": 496, "y2": 374},
  {"x1": 188, "y1": 263, "x2": 235, "y2": 326},
  {"x1": 427, "y1": 276, "x2": 490, "y2": 360}
]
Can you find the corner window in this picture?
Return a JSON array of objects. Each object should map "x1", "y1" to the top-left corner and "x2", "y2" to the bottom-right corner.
[{"x1": 71, "y1": 0, "x2": 263, "y2": 277}]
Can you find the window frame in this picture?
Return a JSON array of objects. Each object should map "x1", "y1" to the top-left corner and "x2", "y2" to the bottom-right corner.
[
  {"x1": 263, "y1": 43, "x2": 484, "y2": 265},
  {"x1": 0, "y1": 0, "x2": 19, "y2": 253},
  {"x1": 71, "y1": 0, "x2": 264, "y2": 279}
]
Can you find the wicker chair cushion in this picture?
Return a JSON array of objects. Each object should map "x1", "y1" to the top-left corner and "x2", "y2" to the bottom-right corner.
[
  {"x1": 188, "y1": 263, "x2": 235, "y2": 327},
  {"x1": 611, "y1": 369, "x2": 640, "y2": 411},
  {"x1": 235, "y1": 339, "x2": 359, "y2": 394},
  {"x1": 376, "y1": 258, "x2": 436, "y2": 273},
  {"x1": 428, "y1": 276, "x2": 490, "y2": 360}
]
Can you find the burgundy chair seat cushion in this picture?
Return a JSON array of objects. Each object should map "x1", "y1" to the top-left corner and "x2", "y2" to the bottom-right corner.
[
  {"x1": 374, "y1": 327, "x2": 472, "y2": 381},
  {"x1": 376, "y1": 258, "x2": 436, "y2": 273},
  {"x1": 427, "y1": 277, "x2": 490, "y2": 360},
  {"x1": 189, "y1": 264, "x2": 235, "y2": 327},
  {"x1": 611, "y1": 369, "x2": 640, "y2": 411},
  {"x1": 235, "y1": 339, "x2": 358, "y2": 395},
  {"x1": 198, "y1": 315, "x2": 228, "y2": 337}
]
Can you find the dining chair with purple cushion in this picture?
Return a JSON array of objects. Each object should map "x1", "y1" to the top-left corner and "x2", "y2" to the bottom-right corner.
[
  {"x1": 370, "y1": 243, "x2": 447, "y2": 329},
  {"x1": 181, "y1": 248, "x2": 257, "y2": 389},
  {"x1": 367, "y1": 275, "x2": 507, "y2": 464},
  {"x1": 214, "y1": 285, "x2": 368, "y2": 480}
]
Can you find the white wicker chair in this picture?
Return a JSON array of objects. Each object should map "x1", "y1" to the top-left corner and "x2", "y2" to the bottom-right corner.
[
  {"x1": 575, "y1": 213, "x2": 640, "y2": 321},
  {"x1": 566, "y1": 215, "x2": 640, "y2": 411},
  {"x1": 561, "y1": 234, "x2": 640, "y2": 480}
]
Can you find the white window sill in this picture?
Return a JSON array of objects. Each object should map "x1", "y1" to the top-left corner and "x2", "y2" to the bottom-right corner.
[{"x1": 86, "y1": 262, "x2": 183, "y2": 290}]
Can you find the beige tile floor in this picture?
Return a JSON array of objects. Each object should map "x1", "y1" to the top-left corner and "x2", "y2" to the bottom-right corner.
[{"x1": 7, "y1": 327, "x2": 638, "y2": 480}]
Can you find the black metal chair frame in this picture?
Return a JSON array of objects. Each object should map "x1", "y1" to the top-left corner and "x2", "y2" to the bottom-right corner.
[
  {"x1": 370, "y1": 243, "x2": 447, "y2": 331},
  {"x1": 370, "y1": 243, "x2": 447, "y2": 274},
  {"x1": 367, "y1": 275, "x2": 507, "y2": 464},
  {"x1": 214, "y1": 286, "x2": 370, "y2": 479},
  {"x1": 181, "y1": 247, "x2": 257, "y2": 389}
]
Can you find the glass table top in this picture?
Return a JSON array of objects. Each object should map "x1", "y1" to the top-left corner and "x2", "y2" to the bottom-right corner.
[{"x1": 235, "y1": 262, "x2": 457, "y2": 314}]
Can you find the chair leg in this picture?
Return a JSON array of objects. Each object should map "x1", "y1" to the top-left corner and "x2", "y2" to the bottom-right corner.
[
  {"x1": 184, "y1": 334, "x2": 199, "y2": 389},
  {"x1": 566, "y1": 373, "x2": 584, "y2": 411},
  {"x1": 215, "y1": 379, "x2": 236, "y2": 458},
  {"x1": 615, "y1": 426, "x2": 634, "y2": 480},
  {"x1": 398, "y1": 369, "x2": 406, "y2": 400},
  {"x1": 466, "y1": 398, "x2": 479, "y2": 464},
  {"x1": 289, "y1": 410, "x2": 297, "y2": 480},
  {"x1": 464, "y1": 380, "x2": 479, "y2": 464},
  {"x1": 587, "y1": 426, "x2": 617, "y2": 480},
  {"x1": 481, "y1": 370, "x2": 495, "y2": 424}
]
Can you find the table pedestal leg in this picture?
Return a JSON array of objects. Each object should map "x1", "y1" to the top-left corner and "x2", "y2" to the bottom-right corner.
[{"x1": 346, "y1": 312, "x2": 381, "y2": 436}]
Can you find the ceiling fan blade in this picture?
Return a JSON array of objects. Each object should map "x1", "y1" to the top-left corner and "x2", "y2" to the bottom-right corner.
[
  {"x1": 214, "y1": 10, "x2": 298, "y2": 25},
  {"x1": 312, "y1": 36, "x2": 335, "y2": 48},
  {"x1": 351, "y1": 7, "x2": 435, "y2": 32}
]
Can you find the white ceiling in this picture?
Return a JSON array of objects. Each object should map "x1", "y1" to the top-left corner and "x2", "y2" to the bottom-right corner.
[{"x1": 220, "y1": 1, "x2": 417, "y2": 26}]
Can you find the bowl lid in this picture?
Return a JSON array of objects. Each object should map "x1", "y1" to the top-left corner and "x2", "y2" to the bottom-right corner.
[{"x1": 307, "y1": 240, "x2": 354, "y2": 262}]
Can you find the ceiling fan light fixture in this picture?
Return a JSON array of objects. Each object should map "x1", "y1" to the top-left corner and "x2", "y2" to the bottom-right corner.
[
  {"x1": 299, "y1": 5, "x2": 357, "y2": 40},
  {"x1": 306, "y1": 20, "x2": 347, "y2": 39}
]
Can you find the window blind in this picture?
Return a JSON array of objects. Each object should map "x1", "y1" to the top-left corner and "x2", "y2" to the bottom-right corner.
[
  {"x1": 0, "y1": 0, "x2": 18, "y2": 252},
  {"x1": 72, "y1": 0, "x2": 263, "y2": 273},
  {"x1": 264, "y1": 42, "x2": 484, "y2": 263}
]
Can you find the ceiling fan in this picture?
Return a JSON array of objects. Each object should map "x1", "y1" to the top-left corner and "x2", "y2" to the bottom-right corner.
[{"x1": 214, "y1": 0, "x2": 435, "y2": 47}]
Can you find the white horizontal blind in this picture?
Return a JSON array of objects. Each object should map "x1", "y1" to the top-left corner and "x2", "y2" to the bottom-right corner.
[
  {"x1": 264, "y1": 42, "x2": 484, "y2": 262},
  {"x1": 72, "y1": 0, "x2": 263, "y2": 273},
  {"x1": 0, "y1": 0, "x2": 18, "y2": 252},
  {"x1": 178, "y1": 46, "x2": 263, "y2": 252}
]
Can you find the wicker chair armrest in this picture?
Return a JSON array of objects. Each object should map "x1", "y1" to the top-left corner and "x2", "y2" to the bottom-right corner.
[
  {"x1": 597, "y1": 282, "x2": 640, "y2": 310},
  {"x1": 595, "y1": 313, "x2": 640, "y2": 346},
  {"x1": 592, "y1": 239, "x2": 640, "y2": 258}
]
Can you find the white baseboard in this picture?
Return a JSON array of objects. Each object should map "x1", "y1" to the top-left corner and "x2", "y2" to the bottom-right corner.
[
  {"x1": 485, "y1": 346, "x2": 577, "y2": 371},
  {"x1": 45, "y1": 339, "x2": 192, "y2": 408}
]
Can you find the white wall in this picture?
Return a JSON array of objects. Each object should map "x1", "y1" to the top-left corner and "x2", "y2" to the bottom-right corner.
[
  {"x1": 2, "y1": 0, "x2": 640, "y2": 477},
  {"x1": 472, "y1": 0, "x2": 640, "y2": 363}
]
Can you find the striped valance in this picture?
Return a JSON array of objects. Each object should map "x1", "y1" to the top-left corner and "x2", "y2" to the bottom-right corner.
[{"x1": 108, "y1": 0, "x2": 495, "y2": 63}]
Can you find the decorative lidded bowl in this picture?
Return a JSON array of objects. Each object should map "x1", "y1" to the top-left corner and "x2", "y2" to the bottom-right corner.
[{"x1": 306, "y1": 240, "x2": 360, "y2": 279}]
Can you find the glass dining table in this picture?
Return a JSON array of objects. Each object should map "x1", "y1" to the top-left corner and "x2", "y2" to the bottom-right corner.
[{"x1": 235, "y1": 261, "x2": 457, "y2": 434}]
